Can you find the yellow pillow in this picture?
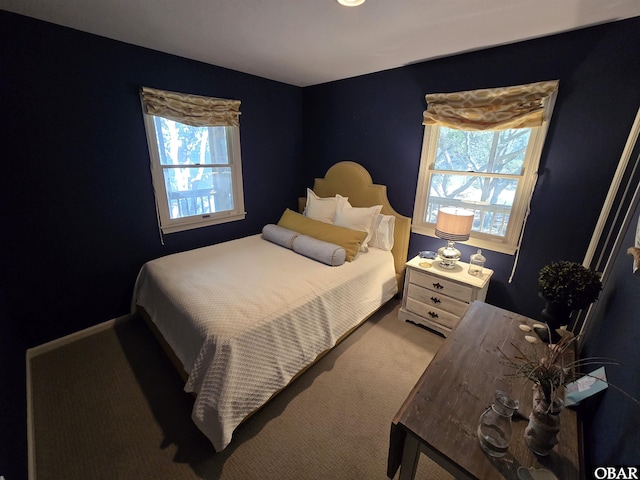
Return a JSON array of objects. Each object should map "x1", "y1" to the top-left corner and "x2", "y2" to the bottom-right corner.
[{"x1": 277, "y1": 209, "x2": 366, "y2": 261}]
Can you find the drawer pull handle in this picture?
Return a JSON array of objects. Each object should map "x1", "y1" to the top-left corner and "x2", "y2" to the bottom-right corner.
[
  {"x1": 433, "y1": 282, "x2": 444, "y2": 290},
  {"x1": 428, "y1": 311, "x2": 439, "y2": 319},
  {"x1": 430, "y1": 297, "x2": 441, "y2": 304}
]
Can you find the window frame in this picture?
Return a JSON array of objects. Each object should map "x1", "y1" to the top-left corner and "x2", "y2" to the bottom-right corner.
[
  {"x1": 412, "y1": 90, "x2": 557, "y2": 255},
  {"x1": 142, "y1": 113, "x2": 246, "y2": 234}
]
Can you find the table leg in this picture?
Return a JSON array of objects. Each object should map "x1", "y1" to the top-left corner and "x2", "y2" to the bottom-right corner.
[{"x1": 399, "y1": 431, "x2": 420, "y2": 480}]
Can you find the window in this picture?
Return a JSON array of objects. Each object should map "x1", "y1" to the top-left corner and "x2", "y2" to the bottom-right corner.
[
  {"x1": 412, "y1": 81, "x2": 558, "y2": 255},
  {"x1": 140, "y1": 87, "x2": 245, "y2": 234}
]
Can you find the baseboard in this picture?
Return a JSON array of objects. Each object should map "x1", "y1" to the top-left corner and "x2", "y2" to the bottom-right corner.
[
  {"x1": 26, "y1": 313, "x2": 133, "y2": 358},
  {"x1": 26, "y1": 313, "x2": 134, "y2": 480}
]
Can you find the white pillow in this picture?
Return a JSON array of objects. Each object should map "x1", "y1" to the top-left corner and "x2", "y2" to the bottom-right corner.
[
  {"x1": 303, "y1": 188, "x2": 347, "y2": 224},
  {"x1": 369, "y1": 214, "x2": 396, "y2": 251},
  {"x1": 333, "y1": 198, "x2": 382, "y2": 252}
]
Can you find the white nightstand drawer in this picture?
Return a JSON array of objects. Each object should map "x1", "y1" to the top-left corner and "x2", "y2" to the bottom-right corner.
[
  {"x1": 407, "y1": 283, "x2": 469, "y2": 317},
  {"x1": 408, "y1": 269, "x2": 473, "y2": 303},
  {"x1": 400, "y1": 256, "x2": 493, "y2": 337},
  {"x1": 405, "y1": 297, "x2": 460, "y2": 329}
]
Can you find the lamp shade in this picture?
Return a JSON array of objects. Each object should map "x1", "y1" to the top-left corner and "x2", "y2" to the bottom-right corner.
[{"x1": 435, "y1": 207, "x2": 474, "y2": 241}]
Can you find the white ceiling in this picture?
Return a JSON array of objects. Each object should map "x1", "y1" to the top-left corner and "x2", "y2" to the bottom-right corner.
[{"x1": 2, "y1": 0, "x2": 640, "y2": 87}]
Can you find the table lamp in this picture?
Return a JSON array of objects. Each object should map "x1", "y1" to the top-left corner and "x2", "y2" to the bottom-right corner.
[{"x1": 435, "y1": 207, "x2": 474, "y2": 269}]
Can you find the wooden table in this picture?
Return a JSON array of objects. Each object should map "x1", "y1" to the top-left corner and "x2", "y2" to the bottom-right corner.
[{"x1": 387, "y1": 301, "x2": 581, "y2": 480}]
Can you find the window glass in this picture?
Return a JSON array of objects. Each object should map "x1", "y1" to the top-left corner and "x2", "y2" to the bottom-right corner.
[
  {"x1": 434, "y1": 127, "x2": 530, "y2": 174},
  {"x1": 412, "y1": 110, "x2": 554, "y2": 255},
  {"x1": 427, "y1": 174, "x2": 519, "y2": 237},
  {"x1": 143, "y1": 115, "x2": 245, "y2": 234}
]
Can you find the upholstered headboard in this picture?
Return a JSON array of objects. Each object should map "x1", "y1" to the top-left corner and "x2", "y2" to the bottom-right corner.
[{"x1": 298, "y1": 161, "x2": 411, "y2": 292}]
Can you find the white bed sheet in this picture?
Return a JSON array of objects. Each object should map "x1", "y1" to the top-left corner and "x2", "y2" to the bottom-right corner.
[{"x1": 133, "y1": 234, "x2": 397, "y2": 450}]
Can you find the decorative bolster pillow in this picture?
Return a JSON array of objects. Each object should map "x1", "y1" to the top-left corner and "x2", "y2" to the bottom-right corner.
[
  {"x1": 262, "y1": 224, "x2": 298, "y2": 249},
  {"x1": 277, "y1": 208, "x2": 367, "y2": 262},
  {"x1": 292, "y1": 234, "x2": 346, "y2": 266},
  {"x1": 262, "y1": 223, "x2": 346, "y2": 266},
  {"x1": 293, "y1": 235, "x2": 347, "y2": 267}
]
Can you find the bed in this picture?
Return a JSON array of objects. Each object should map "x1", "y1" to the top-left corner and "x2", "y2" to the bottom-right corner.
[{"x1": 133, "y1": 161, "x2": 411, "y2": 451}]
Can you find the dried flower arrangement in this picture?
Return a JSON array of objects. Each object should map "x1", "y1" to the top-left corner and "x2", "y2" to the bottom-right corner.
[
  {"x1": 499, "y1": 326, "x2": 618, "y2": 409},
  {"x1": 499, "y1": 324, "x2": 639, "y2": 455}
]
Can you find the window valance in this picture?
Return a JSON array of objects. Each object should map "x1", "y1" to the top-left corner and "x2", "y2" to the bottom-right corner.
[
  {"x1": 422, "y1": 80, "x2": 559, "y2": 131},
  {"x1": 140, "y1": 87, "x2": 241, "y2": 127}
]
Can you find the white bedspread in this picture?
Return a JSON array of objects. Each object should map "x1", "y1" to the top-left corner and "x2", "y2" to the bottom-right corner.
[{"x1": 133, "y1": 234, "x2": 397, "y2": 450}]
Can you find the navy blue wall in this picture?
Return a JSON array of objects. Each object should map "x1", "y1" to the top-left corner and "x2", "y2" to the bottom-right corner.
[
  {"x1": 1, "y1": 12, "x2": 303, "y2": 346},
  {"x1": 582, "y1": 192, "x2": 640, "y2": 470},
  {"x1": 2, "y1": 8, "x2": 640, "y2": 479},
  {"x1": 303, "y1": 18, "x2": 640, "y2": 321},
  {"x1": 1, "y1": 10, "x2": 302, "y2": 479}
]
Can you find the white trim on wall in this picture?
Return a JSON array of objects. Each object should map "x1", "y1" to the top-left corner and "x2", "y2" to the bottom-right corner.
[{"x1": 584, "y1": 107, "x2": 640, "y2": 271}]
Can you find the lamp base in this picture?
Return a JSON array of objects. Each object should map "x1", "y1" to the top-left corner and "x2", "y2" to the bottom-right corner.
[{"x1": 437, "y1": 241, "x2": 461, "y2": 269}]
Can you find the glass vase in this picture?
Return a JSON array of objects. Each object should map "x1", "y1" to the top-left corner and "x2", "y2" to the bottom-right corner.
[{"x1": 477, "y1": 390, "x2": 519, "y2": 457}]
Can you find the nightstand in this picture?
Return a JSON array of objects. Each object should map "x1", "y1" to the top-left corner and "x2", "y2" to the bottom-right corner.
[{"x1": 398, "y1": 255, "x2": 493, "y2": 336}]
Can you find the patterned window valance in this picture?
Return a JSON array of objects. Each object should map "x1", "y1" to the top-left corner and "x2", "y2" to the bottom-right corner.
[
  {"x1": 422, "y1": 80, "x2": 559, "y2": 131},
  {"x1": 140, "y1": 87, "x2": 241, "y2": 127}
]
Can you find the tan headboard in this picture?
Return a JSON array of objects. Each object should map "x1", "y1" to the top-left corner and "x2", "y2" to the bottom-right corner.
[{"x1": 298, "y1": 161, "x2": 411, "y2": 292}]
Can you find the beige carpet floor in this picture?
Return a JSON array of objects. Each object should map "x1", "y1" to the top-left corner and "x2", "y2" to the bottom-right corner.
[{"x1": 29, "y1": 299, "x2": 456, "y2": 480}]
